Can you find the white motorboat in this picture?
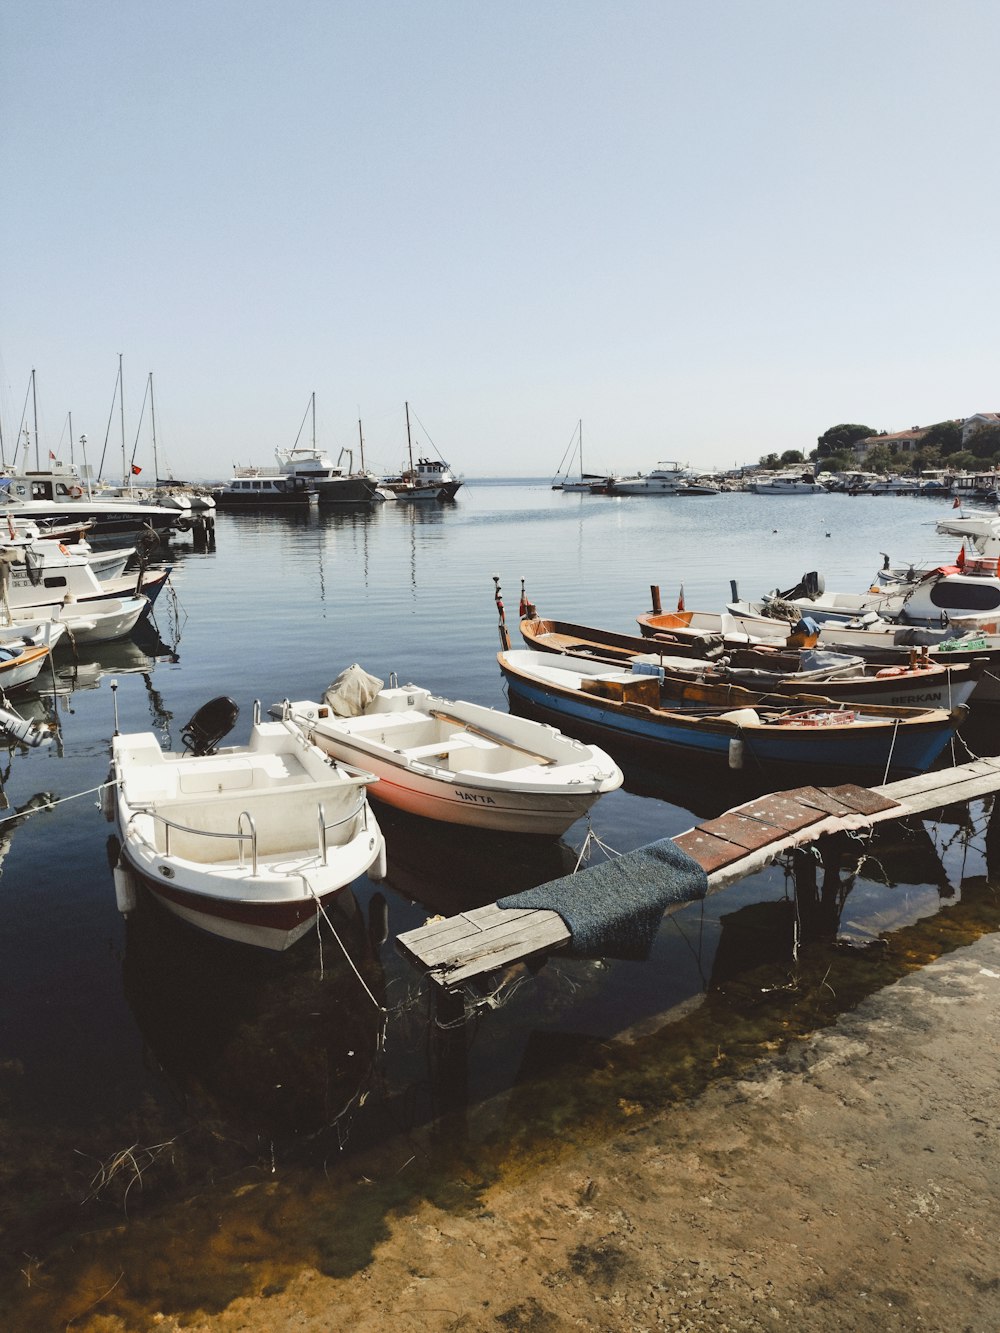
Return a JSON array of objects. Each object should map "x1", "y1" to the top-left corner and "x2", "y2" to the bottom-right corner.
[
  {"x1": 749, "y1": 473, "x2": 826, "y2": 495},
  {"x1": 110, "y1": 698, "x2": 386, "y2": 951},
  {"x1": 55, "y1": 595, "x2": 149, "y2": 644},
  {"x1": 609, "y1": 462, "x2": 717, "y2": 496},
  {"x1": 277, "y1": 666, "x2": 623, "y2": 835},
  {"x1": 275, "y1": 395, "x2": 392, "y2": 504}
]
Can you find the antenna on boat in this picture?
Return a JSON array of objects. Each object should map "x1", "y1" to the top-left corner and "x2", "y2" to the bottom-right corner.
[
  {"x1": 494, "y1": 575, "x2": 510, "y2": 651},
  {"x1": 111, "y1": 678, "x2": 120, "y2": 736}
]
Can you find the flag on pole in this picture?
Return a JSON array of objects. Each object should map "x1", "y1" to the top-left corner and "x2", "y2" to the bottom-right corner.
[
  {"x1": 677, "y1": 584, "x2": 685, "y2": 612},
  {"x1": 957, "y1": 545, "x2": 966, "y2": 569},
  {"x1": 7, "y1": 514, "x2": 15, "y2": 540},
  {"x1": 48, "y1": 450, "x2": 56, "y2": 460},
  {"x1": 131, "y1": 464, "x2": 142, "y2": 475}
]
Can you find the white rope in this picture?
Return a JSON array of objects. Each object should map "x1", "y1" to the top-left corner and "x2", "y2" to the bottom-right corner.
[
  {"x1": 0, "y1": 779, "x2": 115, "y2": 828},
  {"x1": 306, "y1": 882, "x2": 385, "y2": 1013},
  {"x1": 881, "y1": 718, "x2": 900, "y2": 786}
]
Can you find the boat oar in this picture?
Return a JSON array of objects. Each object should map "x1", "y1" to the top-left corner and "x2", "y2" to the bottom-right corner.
[{"x1": 429, "y1": 708, "x2": 556, "y2": 765}]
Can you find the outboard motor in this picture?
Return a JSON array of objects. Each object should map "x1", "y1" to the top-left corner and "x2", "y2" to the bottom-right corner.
[
  {"x1": 181, "y1": 696, "x2": 239, "y2": 756},
  {"x1": 801, "y1": 570, "x2": 825, "y2": 598}
]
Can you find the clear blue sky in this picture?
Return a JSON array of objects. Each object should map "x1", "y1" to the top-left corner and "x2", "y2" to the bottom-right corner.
[{"x1": 3, "y1": 1, "x2": 998, "y2": 480}]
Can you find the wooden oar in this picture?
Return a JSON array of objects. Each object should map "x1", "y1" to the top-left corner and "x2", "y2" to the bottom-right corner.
[{"x1": 429, "y1": 708, "x2": 556, "y2": 765}]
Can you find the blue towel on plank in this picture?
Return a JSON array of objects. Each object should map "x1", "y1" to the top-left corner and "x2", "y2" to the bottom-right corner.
[{"x1": 497, "y1": 838, "x2": 707, "y2": 961}]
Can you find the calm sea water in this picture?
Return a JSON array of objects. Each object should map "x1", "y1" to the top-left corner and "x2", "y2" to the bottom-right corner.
[{"x1": 2, "y1": 481, "x2": 998, "y2": 1324}]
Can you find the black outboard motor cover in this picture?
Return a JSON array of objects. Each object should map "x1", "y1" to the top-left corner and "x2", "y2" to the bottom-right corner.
[{"x1": 181, "y1": 696, "x2": 239, "y2": 756}]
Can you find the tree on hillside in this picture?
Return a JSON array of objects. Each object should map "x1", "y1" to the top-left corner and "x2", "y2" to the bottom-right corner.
[
  {"x1": 758, "y1": 453, "x2": 780, "y2": 469},
  {"x1": 816, "y1": 423, "x2": 876, "y2": 456},
  {"x1": 920, "y1": 420, "x2": 963, "y2": 454},
  {"x1": 779, "y1": 449, "x2": 805, "y2": 464},
  {"x1": 963, "y1": 424, "x2": 1000, "y2": 461},
  {"x1": 863, "y1": 444, "x2": 899, "y2": 473}
]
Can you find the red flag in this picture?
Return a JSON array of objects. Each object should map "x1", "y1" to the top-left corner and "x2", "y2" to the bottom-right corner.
[
  {"x1": 677, "y1": 584, "x2": 685, "y2": 612},
  {"x1": 953, "y1": 497, "x2": 961, "y2": 508},
  {"x1": 7, "y1": 514, "x2": 15, "y2": 540},
  {"x1": 957, "y1": 546, "x2": 966, "y2": 568},
  {"x1": 131, "y1": 464, "x2": 142, "y2": 475},
  {"x1": 48, "y1": 450, "x2": 56, "y2": 460}
]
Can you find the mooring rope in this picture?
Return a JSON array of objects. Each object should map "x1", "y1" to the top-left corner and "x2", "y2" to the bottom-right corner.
[
  {"x1": 0, "y1": 779, "x2": 115, "y2": 829},
  {"x1": 307, "y1": 882, "x2": 385, "y2": 1012}
]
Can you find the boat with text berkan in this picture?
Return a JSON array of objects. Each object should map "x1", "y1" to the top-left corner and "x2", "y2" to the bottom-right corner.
[
  {"x1": 110, "y1": 695, "x2": 386, "y2": 951},
  {"x1": 497, "y1": 648, "x2": 962, "y2": 783}
]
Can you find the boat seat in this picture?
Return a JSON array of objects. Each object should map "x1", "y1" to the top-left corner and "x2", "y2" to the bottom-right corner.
[
  {"x1": 400, "y1": 742, "x2": 452, "y2": 761},
  {"x1": 178, "y1": 761, "x2": 256, "y2": 794}
]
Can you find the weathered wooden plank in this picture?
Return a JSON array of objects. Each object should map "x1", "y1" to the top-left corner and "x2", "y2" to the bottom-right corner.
[
  {"x1": 876, "y1": 759, "x2": 1000, "y2": 801},
  {"x1": 398, "y1": 916, "x2": 536, "y2": 963},
  {"x1": 673, "y1": 826, "x2": 753, "y2": 873},
  {"x1": 890, "y1": 774, "x2": 1000, "y2": 814},
  {"x1": 697, "y1": 805, "x2": 822, "y2": 850},
  {"x1": 821, "y1": 784, "x2": 901, "y2": 815},
  {"x1": 738, "y1": 789, "x2": 840, "y2": 826},
  {"x1": 399, "y1": 910, "x2": 571, "y2": 981},
  {"x1": 793, "y1": 785, "x2": 872, "y2": 815}
]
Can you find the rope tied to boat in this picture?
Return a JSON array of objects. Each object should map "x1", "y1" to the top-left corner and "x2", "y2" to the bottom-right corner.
[
  {"x1": 307, "y1": 882, "x2": 386, "y2": 1013},
  {"x1": 881, "y1": 718, "x2": 900, "y2": 786}
]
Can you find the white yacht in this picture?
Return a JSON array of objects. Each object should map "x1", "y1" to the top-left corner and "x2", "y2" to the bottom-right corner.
[{"x1": 608, "y1": 462, "x2": 718, "y2": 496}]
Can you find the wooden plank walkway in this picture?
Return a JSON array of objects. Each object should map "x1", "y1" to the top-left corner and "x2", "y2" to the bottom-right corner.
[{"x1": 395, "y1": 758, "x2": 1000, "y2": 989}]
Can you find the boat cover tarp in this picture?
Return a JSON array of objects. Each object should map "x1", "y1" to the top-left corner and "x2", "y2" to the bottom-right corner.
[
  {"x1": 323, "y1": 664, "x2": 383, "y2": 717},
  {"x1": 497, "y1": 838, "x2": 707, "y2": 960}
]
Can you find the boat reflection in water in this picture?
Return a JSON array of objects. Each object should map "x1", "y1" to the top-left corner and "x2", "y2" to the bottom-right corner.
[
  {"x1": 376, "y1": 802, "x2": 582, "y2": 918},
  {"x1": 121, "y1": 881, "x2": 388, "y2": 1148}
]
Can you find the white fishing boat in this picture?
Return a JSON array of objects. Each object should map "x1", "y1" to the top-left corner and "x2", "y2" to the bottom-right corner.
[
  {"x1": 382, "y1": 403, "x2": 461, "y2": 501},
  {"x1": 277, "y1": 665, "x2": 623, "y2": 835},
  {"x1": 0, "y1": 540, "x2": 164, "y2": 621},
  {"x1": 110, "y1": 697, "x2": 386, "y2": 951}
]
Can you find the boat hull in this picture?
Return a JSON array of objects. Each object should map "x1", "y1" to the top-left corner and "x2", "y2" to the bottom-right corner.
[
  {"x1": 498, "y1": 653, "x2": 958, "y2": 781},
  {"x1": 308, "y1": 740, "x2": 609, "y2": 834}
]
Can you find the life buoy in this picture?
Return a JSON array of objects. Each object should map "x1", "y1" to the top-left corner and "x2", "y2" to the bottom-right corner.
[
  {"x1": 58, "y1": 544, "x2": 70, "y2": 555},
  {"x1": 68, "y1": 485, "x2": 83, "y2": 499}
]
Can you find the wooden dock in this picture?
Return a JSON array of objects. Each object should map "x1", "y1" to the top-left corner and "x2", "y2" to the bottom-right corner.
[{"x1": 395, "y1": 757, "x2": 1000, "y2": 989}]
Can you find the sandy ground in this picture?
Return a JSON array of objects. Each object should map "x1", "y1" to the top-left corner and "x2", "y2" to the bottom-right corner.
[{"x1": 69, "y1": 930, "x2": 999, "y2": 1333}]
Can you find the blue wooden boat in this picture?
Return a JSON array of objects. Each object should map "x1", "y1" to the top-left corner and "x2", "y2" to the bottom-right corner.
[{"x1": 497, "y1": 649, "x2": 962, "y2": 781}]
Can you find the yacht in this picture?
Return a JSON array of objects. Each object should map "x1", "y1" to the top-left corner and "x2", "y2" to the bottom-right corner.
[{"x1": 608, "y1": 462, "x2": 718, "y2": 496}]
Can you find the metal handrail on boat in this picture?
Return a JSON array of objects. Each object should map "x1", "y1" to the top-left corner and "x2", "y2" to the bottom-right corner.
[
  {"x1": 132, "y1": 806, "x2": 260, "y2": 872},
  {"x1": 133, "y1": 792, "x2": 371, "y2": 870},
  {"x1": 317, "y1": 791, "x2": 370, "y2": 861}
]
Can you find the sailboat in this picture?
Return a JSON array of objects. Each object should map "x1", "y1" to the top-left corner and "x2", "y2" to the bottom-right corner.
[
  {"x1": 552, "y1": 419, "x2": 610, "y2": 493},
  {"x1": 382, "y1": 403, "x2": 461, "y2": 501}
]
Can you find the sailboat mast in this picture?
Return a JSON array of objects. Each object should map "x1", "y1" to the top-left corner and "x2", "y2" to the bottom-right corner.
[
  {"x1": 358, "y1": 418, "x2": 365, "y2": 472},
  {"x1": 31, "y1": 367, "x2": 39, "y2": 470},
  {"x1": 311, "y1": 392, "x2": 316, "y2": 449},
  {"x1": 149, "y1": 372, "x2": 159, "y2": 481},
  {"x1": 119, "y1": 353, "x2": 127, "y2": 485},
  {"x1": 579, "y1": 418, "x2": 583, "y2": 480},
  {"x1": 405, "y1": 400, "x2": 414, "y2": 475},
  {"x1": 69, "y1": 411, "x2": 74, "y2": 467}
]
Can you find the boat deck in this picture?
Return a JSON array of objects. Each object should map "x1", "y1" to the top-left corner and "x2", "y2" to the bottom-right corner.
[{"x1": 396, "y1": 758, "x2": 1000, "y2": 988}]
